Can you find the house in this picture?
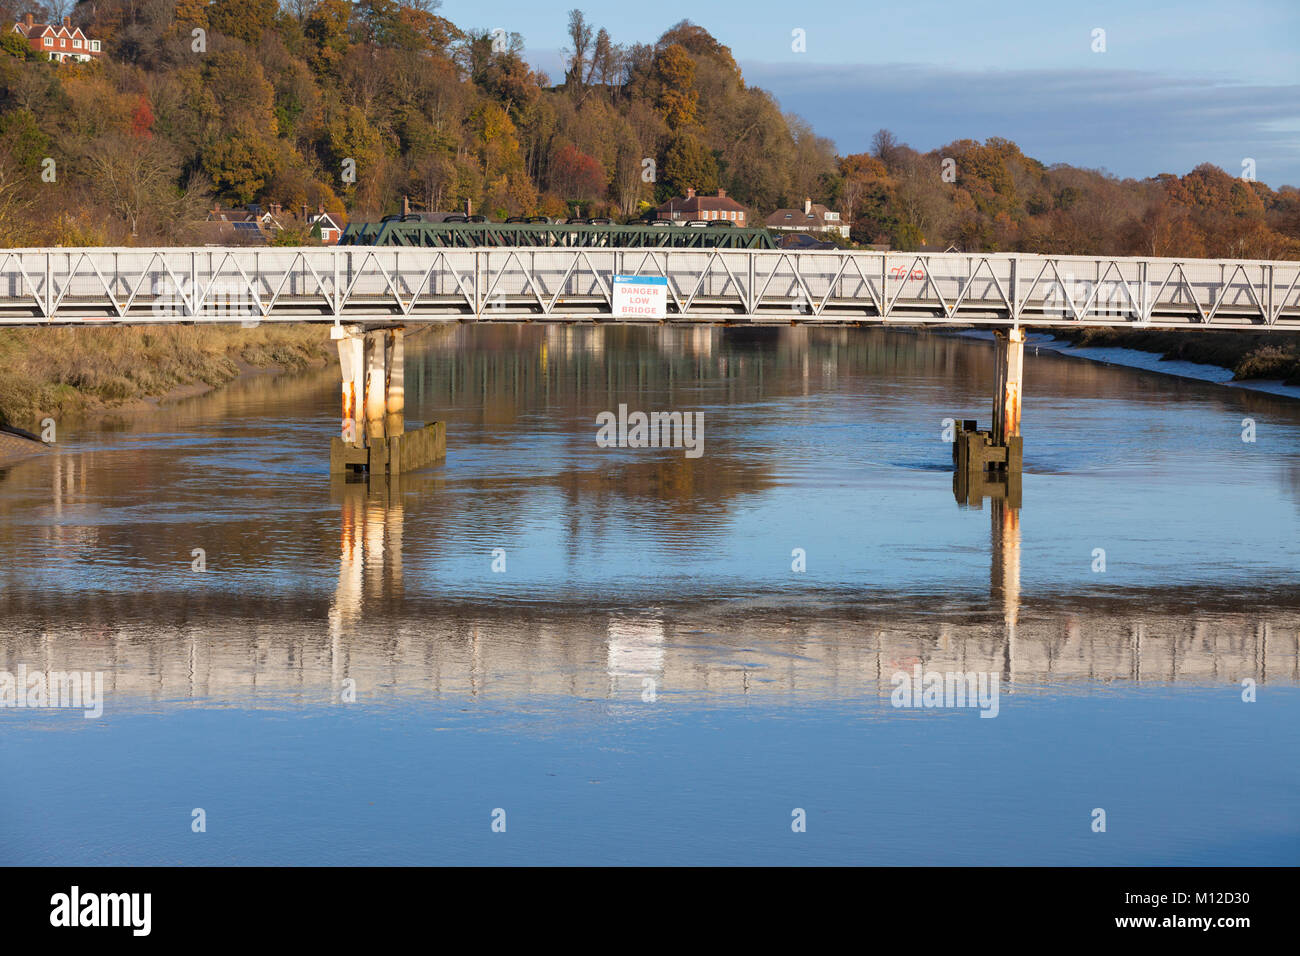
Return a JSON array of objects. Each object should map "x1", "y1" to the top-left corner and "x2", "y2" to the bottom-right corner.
[
  {"x1": 765, "y1": 199, "x2": 850, "y2": 239},
  {"x1": 308, "y1": 208, "x2": 343, "y2": 245},
  {"x1": 654, "y1": 188, "x2": 748, "y2": 226},
  {"x1": 204, "y1": 203, "x2": 288, "y2": 238},
  {"x1": 238, "y1": 203, "x2": 285, "y2": 232},
  {"x1": 11, "y1": 14, "x2": 102, "y2": 63},
  {"x1": 200, "y1": 203, "x2": 289, "y2": 245}
]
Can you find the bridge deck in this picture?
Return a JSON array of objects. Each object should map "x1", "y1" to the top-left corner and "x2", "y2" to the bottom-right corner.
[{"x1": 1, "y1": 247, "x2": 1297, "y2": 330}]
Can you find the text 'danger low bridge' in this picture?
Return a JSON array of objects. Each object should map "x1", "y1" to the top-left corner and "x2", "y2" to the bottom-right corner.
[{"x1": 1, "y1": 247, "x2": 1299, "y2": 330}]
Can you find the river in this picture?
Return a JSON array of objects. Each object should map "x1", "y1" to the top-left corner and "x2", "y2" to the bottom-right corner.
[{"x1": 1, "y1": 325, "x2": 1297, "y2": 865}]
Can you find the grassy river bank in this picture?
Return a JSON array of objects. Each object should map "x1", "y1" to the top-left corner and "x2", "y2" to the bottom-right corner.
[{"x1": 0, "y1": 325, "x2": 334, "y2": 432}]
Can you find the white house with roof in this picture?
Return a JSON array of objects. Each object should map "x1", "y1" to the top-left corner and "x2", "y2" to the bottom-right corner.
[{"x1": 765, "y1": 198, "x2": 850, "y2": 239}]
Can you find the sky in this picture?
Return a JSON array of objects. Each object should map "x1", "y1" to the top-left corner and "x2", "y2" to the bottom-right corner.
[{"x1": 439, "y1": 0, "x2": 1300, "y2": 187}]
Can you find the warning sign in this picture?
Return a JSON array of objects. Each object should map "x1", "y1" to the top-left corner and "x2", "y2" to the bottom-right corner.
[{"x1": 612, "y1": 274, "x2": 668, "y2": 320}]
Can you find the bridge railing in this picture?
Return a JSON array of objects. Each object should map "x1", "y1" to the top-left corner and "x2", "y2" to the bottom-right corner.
[{"x1": 0, "y1": 247, "x2": 1296, "y2": 329}]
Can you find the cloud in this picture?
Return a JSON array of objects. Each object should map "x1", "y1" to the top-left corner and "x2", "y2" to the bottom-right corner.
[{"x1": 739, "y1": 61, "x2": 1300, "y2": 187}]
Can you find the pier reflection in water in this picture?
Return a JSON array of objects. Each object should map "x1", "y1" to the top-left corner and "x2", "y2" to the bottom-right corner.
[{"x1": 1, "y1": 324, "x2": 1298, "y2": 865}]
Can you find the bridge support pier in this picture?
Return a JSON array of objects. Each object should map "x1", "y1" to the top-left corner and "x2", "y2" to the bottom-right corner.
[
  {"x1": 953, "y1": 327, "x2": 1024, "y2": 493},
  {"x1": 329, "y1": 325, "x2": 445, "y2": 477}
]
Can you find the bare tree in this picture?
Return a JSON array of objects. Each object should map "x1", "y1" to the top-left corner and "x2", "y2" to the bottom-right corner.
[
  {"x1": 871, "y1": 129, "x2": 900, "y2": 165},
  {"x1": 280, "y1": 0, "x2": 318, "y2": 25},
  {"x1": 86, "y1": 135, "x2": 187, "y2": 239},
  {"x1": 41, "y1": 0, "x2": 74, "y2": 24},
  {"x1": 564, "y1": 9, "x2": 592, "y2": 92},
  {"x1": 0, "y1": 144, "x2": 39, "y2": 246}
]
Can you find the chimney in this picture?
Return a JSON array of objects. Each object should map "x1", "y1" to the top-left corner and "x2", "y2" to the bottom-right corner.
[
  {"x1": 717, "y1": 188, "x2": 726, "y2": 198},
  {"x1": 685, "y1": 188, "x2": 695, "y2": 200},
  {"x1": 24, "y1": 13, "x2": 33, "y2": 28},
  {"x1": 804, "y1": 198, "x2": 812, "y2": 216},
  {"x1": 62, "y1": 15, "x2": 70, "y2": 27}
]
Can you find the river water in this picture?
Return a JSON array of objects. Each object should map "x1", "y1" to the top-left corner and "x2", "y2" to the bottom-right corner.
[{"x1": 1, "y1": 325, "x2": 1297, "y2": 865}]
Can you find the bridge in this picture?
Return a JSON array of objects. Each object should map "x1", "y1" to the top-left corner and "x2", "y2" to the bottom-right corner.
[
  {"x1": 1, "y1": 246, "x2": 1297, "y2": 328},
  {"x1": 2, "y1": 245, "x2": 1297, "y2": 480}
]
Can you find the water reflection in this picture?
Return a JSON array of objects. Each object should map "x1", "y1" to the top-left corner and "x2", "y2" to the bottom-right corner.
[
  {"x1": 0, "y1": 324, "x2": 1297, "y2": 711},
  {"x1": 0, "y1": 597, "x2": 1296, "y2": 710}
]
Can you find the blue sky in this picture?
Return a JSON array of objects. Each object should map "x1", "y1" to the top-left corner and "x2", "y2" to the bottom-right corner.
[{"x1": 440, "y1": 0, "x2": 1300, "y2": 187}]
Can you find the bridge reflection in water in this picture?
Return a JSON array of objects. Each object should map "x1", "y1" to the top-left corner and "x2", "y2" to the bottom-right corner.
[
  {"x1": 1, "y1": 465, "x2": 1295, "y2": 709},
  {"x1": 1, "y1": 323, "x2": 1297, "y2": 710}
]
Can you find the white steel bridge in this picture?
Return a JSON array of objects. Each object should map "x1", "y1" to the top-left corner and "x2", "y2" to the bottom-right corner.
[{"x1": 1, "y1": 246, "x2": 1298, "y2": 330}]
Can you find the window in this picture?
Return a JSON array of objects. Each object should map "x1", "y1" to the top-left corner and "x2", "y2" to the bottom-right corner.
[
  {"x1": 44, "y1": 37, "x2": 53, "y2": 46},
  {"x1": 91, "y1": 40, "x2": 99, "y2": 51},
  {"x1": 73, "y1": 38, "x2": 81, "y2": 48}
]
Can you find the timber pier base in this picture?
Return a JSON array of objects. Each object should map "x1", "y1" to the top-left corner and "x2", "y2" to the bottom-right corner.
[
  {"x1": 953, "y1": 420, "x2": 1023, "y2": 475},
  {"x1": 330, "y1": 422, "x2": 446, "y2": 477},
  {"x1": 952, "y1": 420, "x2": 1022, "y2": 507}
]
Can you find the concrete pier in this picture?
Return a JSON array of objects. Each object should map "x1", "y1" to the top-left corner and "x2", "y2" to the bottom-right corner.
[
  {"x1": 992, "y1": 328, "x2": 1024, "y2": 447},
  {"x1": 329, "y1": 325, "x2": 445, "y2": 477}
]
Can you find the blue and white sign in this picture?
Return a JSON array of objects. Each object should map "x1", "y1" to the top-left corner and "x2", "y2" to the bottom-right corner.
[{"x1": 612, "y1": 274, "x2": 668, "y2": 319}]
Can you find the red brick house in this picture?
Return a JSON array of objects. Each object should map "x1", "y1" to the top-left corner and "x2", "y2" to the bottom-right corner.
[
  {"x1": 11, "y1": 14, "x2": 102, "y2": 63},
  {"x1": 654, "y1": 188, "x2": 748, "y2": 226}
]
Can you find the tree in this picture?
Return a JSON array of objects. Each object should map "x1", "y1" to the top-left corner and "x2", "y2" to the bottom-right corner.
[
  {"x1": 130, "y1": 95, "x2": 155, "y2": 139},
  {"x1": 87, "y1": 135, "x2": 188, "y2": 238},
  {"x1": 305, "y1": 0, "x2": 352, "y2": 74},
  {"x1": 871, "y1": 129, "x2": 899, "y2": 164},
  {"x1": 550, "y1": 143, "x2": 605, "y2": 200},
  {"x1": 0, "y1": 31, "x2": 36, "y2": 61},
  {"x1": 661, "y1": 131, "x2": 717, "y2": 197},
  {"x1": 653, "y1": 44, "x2": 698, "y2": 130},
  {"x1": 202, "y1": 136, "x2": 279, "y2": 204},
  {"x1": 564, "y1": 9, "x2": 592, "y2": 93},
  {"x1": 839, "y1": 152, "x2": 891, "y2": 238},
  {"x1": 209, "y1": 0, "x2": 278, "y2": 44}
]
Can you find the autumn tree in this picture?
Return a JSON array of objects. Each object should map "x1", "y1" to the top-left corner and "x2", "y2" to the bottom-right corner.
[
  {"x1": 209, "y1": 0, "x2": 278, "y2": 45},
  {"x1": 550, "y1": 143, "x2": 605, "y2": 201},
  {"x1": 661, "y1": 131, "x2": 717, "y2": 198},
  {"x1": 653, "y1": 44, "x2": 698, "y2": 130}
]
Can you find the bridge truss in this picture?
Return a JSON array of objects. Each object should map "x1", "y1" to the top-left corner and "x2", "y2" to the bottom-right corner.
[{"x1": 1, "y1": 247, "x2": 1297, "y2": 330}]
